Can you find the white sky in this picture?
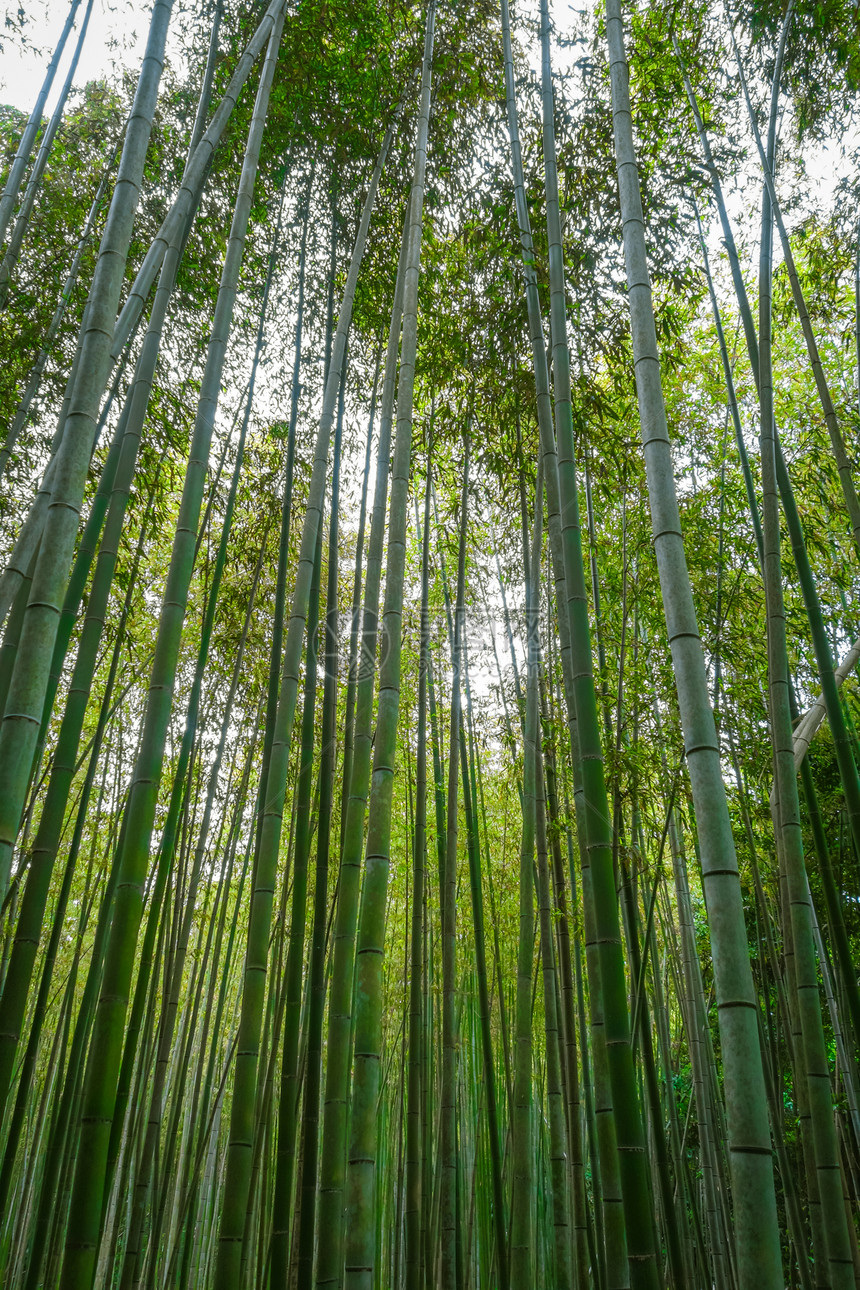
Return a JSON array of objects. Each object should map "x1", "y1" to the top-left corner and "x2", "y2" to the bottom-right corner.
[{"x1": 0, "y1": 0, "x2": 147, "y2": 114}]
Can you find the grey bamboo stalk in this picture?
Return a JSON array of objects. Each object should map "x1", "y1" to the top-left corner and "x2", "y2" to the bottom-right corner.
[
  {"x1": 212, "y1": 86, "x2": 404, "y2": 1290},
  {"x1": 343, "y1": 12, "x2": 435, "y2": 1284},
  {"x1": 0, "y1": 0, "x2": 175, "y2": 904},
  {"x1": 793, "y1": 635, "x2": 860, "y2": 766},
  {"x1": 0, "y1": 0, "x2": 95, "y2": 306},
  {"x1": 0, "y1": 0, "x2": 82, "y2": 243},
  {"x1": 603, "y1": 1, "x2": 782, "y2": 1283},
  {"x1": 655, "y1": 703, "x2": 732, "y2": 1290}
]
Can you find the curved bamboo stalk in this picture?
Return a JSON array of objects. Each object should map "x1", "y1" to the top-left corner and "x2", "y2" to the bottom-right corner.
[{"x1": 793, "y1": 635, "x2": 860, "y2": 766}]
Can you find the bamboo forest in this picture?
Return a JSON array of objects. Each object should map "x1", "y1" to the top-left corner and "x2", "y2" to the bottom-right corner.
[{"x1": 1, "y1": 0, "x2": 860, "y2": 1285}]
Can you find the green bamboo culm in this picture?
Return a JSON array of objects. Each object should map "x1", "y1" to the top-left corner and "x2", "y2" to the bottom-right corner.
[
  {"x1": 343, "y1": 9, "x2": 435, "y2": 1285},
  {"x1": 295, "y1": 346, "x2": 349, "y2": 1290},
  {"x1": 57, "y1": 12, "x2": 286, "y2": 1286},
  {"x1": 314, "y1": 150, "x2": 413, "y2": 1290},
  {"x1": 404, "y1": 455, "x2": 433, "y2": 1290},
  {"x1": 503, "y1": 3, "x2": 658, "y2": 1279},
  {"x1": 603, "y1": 1, "x2": 783, "y2": 1282},
  {"x1": 459, "y1": 637, "x2": 509, "y2": 1290},
  {"x1": 0, "y1": 0, "x2": 175, "y2": 905},
  {"x1": 511, "y1": 462, "x2": 542, "y2": 1287},
  {"x1": 755, "y1": 59, "x2": 855, "y2": 1285},
  {"x1": 0, "y1": 0, "x2": 288, "y2": 897},
  {"x1": 440, "y1": 438, "x2": 469, "y2": 1290},
  {"x1": 0, "y1": 493, "x2": 152, "y2": 1228},
  {"x1": 212, "y1": 74, "x2": 405, "y2": 1290},
  {"x1": 537, "y1": 8, "x2": 664, "y2": 1282},
  {"x1": 269, "y1": 515, "x2": 324, "y2": 1285},
  {"x1": 0, "y1": 68, "x2": 227, "y2": 1125}
]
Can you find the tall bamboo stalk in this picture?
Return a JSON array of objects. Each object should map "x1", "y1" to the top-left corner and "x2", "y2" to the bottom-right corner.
[
  {"x1": 604, "y1": 3, "x2": 783, "y2": 1281},
  {"x1": 214, "y1": 78, "x2": 403, "y2": 1290},
  {"x1": 344, "y1": 14, "x2": 435, "y2": 1284}
]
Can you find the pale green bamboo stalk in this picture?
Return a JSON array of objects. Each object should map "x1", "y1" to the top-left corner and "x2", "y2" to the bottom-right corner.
[
  {"x1": 314, "y1": 129, "x2": 414, "y2": 1290},
  {"x1": 0, "y1": 128, "x2": 116, "y2": 486},
  {"x1": 439, "y1": 440, "x2": 469, "y2": 1290},
  {"x1": 0, "y1": 0, "x2": 176, "y2": 905},
  {"x1": 511, "y1": 463, "x2": 542, "y2": 1287},
  {"x1": 57, "y1": 14, "x2": 284, "y2": 1284},
  {"x1": 603, "y1": 4, "x2": 782, "y2": 1281},
  {"x1": 757, "y1": 80, "x2": 854, "y2": 1285},
  {"x1": 343, "y1": 14, "x2": 435, "y2": 1284},
  {"x1": 214, "y1": 84, "x2": 404, "y2": 1290},
  {"x1": 0, "y1": 98, "x2": 213, "y2": 1125}
]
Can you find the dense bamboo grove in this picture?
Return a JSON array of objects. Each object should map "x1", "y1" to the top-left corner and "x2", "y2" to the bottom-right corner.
[{"x1": 0, "y1": 0, "x2": 858, "y2": 1285}]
